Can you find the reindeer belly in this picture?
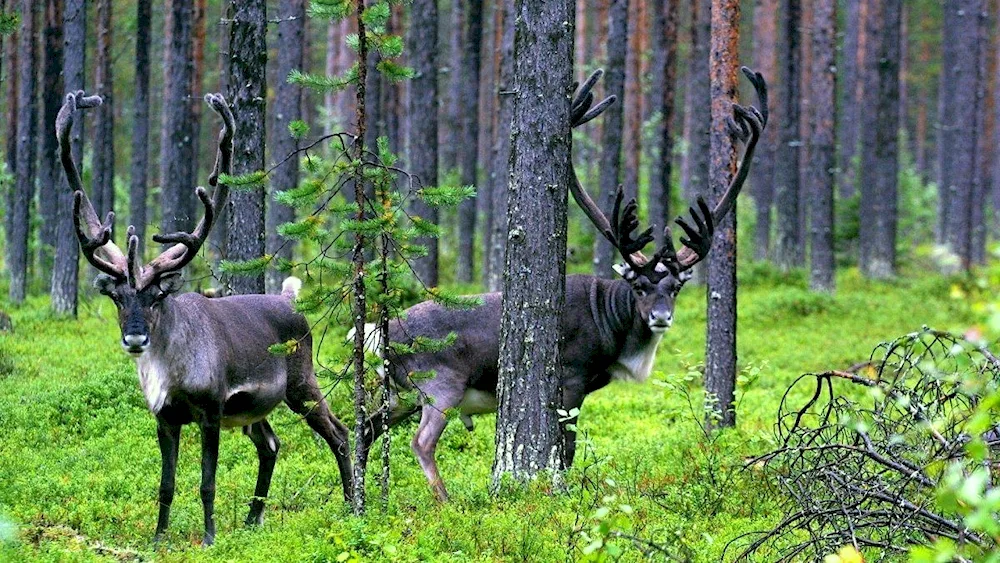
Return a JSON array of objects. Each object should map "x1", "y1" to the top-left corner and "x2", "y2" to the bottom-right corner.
[
  {"x1": 221, "y1": 382, "x2": 285, "y2": 428},
  {"x1": 458, "y1": 389, "x2": 498, "y2": 416}
]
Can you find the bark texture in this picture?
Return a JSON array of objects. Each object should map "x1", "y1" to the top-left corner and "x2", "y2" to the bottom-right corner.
[
  {"x1": 680, "y1": 0, "x2": 710, "y2": 282},
  {"x1": 407, "y1": 0, "x2": 440, "y2": 287},
  {"x1": 37, "y1": 0, "x2": 64, "y2": 289},
  {"x1": 51, "y1": 0, "x2": 85, "y2": 315},
  {"x1": 92, "y1": 0, "x2": 114, "y2": 223},
  {"x1": 8, "y1": 0, "x2": 38, "y2": 303},
  {"x1": 838, "y1": 0, "x2": 862, "y2": 198},
  {"x1": 751, "y1": 0, "x2": 778, "y2": 260},
  {"x1": 705, "y1": 0, "x2": 740, "y2": 429},
  {"x1": 649, "y1": 0, "x2": 679, "y2": 246},
  {"x1": 858, "y1": 0, "x2": 902, "y2": 278},
  {"x1": 622, "y1": 0, "x2": 642, "y2": 201},
  {"x1": 774, "y1": 0, "x2": 803, "y2": 269},
  {"x1": 456, "y1": 0, "x2": 483, "y2": 283},
  {"x1": 129, "y1": 0, "x2": 152, "y2": 257},
  {"x1": 593, "y1": 0, "x2": 628, "y2": 278},
  {"x1": 808, "y1": 0, "x2": 836, "y2": 291},
  {"x1": 486, "y1": 0, "x2": 514, "y2": 291},
  {"x1": 161, "y1": 0, "x2": 195, "y2": 235},
  {"x1": 492, "y1": 0, "x2": 573, "y2": 487},
  {"x1": 266, "y1": 0, "x2": 305, "y2": 293},
  {"x1": 226, "y1": 0, "x2": 267, "y2": 294}
]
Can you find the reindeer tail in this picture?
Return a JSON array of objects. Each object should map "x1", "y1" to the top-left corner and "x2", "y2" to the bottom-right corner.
[{"x1": 281, "y1": 276, "x2": 303, "y2": 299}]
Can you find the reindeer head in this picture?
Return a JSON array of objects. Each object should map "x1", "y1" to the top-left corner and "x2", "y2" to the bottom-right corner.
[
  {"x1": 56, "y1": 91, "x2": 235, "y2": 355},
  {"x1": 569, "y1": 68, "x2": 767, "y2": 333}
]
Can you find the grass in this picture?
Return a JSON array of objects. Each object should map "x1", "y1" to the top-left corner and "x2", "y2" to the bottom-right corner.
[{"x1": 0, "y1": 263, "x2": 981, "y2": 562}]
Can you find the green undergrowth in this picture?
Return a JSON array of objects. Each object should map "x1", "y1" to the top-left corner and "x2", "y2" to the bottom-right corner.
[{"x1": 0, "y1": 263, "x2": 982, "y2": 561}]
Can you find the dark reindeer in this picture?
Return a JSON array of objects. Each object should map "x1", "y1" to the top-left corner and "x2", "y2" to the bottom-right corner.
[
  {"x1": 356, "y1": 68, "x2": 768, "y2": 501},
  {"x1": 57, "y1": 91, "x2": 353, "y2": 545}
]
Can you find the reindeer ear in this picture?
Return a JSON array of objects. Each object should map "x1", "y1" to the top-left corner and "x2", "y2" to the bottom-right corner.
[
  {"x1": 612, "y1": 263, "x2": 636, "y2": 280},
  {"x1": 156, "y1": 272, "x2": 185, "y2": 296},
  {"x1": 93, "y1": 273, "x2": 118, "y2": 295}
]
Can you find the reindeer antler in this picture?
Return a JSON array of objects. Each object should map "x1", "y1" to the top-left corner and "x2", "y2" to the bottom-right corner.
[{"x1": 56, "y1": 91, "x2": 130, "y2": 280}]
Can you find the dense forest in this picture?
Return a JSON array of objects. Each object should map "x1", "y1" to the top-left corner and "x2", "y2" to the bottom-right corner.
[{"x1": 1, "y1": 0, "x2": 1000, "y2": 561}]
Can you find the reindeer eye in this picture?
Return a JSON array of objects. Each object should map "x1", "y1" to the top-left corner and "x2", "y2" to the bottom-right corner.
[{"x1": 635, "y1": 289, "x2": 647, "y2": 298}]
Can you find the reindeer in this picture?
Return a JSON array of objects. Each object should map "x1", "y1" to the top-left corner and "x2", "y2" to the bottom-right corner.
[
  {"x1": 56, "y1": 91, "x2": 353, "y2": 545},
  {"x1": 355, "y1": 68, "x2": 767, "y2": 501}
]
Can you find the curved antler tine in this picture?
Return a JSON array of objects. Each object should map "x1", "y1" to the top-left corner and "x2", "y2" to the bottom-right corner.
[
  {"x1": 575, "y1": 95, "x2": 616, "y2": 127},
  {"x1": 571, "y1": 91, "x2": 595, "y2": 125},
  {"x1": 126, "y1": 225, "x2": 143, "y2": 287},
  {"x1": 573, "y1": 68, "x2": 603, "y2": 105},
  {"x1": 205, "y1": 93, "x2": 235, "y2": 187},
  {"x1": 145, "y1": 187, "x2": 216, "y2": 281}
]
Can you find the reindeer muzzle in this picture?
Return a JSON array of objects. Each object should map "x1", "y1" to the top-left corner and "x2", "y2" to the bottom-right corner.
[{"x1": 122, "y1": 334, "x2": 150, "y2": 355}]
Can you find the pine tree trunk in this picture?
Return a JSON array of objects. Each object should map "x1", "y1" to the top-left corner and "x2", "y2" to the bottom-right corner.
[
  {"x1": 51, "y1": 0, "x2": 85, "y2": 316},
  {"x1": 266, "y1": 0, "x2": 304, "y2": 293},
  {"x1": 407, "y1": 0, "x2": 440, "y2": 287},
  {"x1": 161, "y1": 0, "x2": 195, "y2": 236},
  {"x1": 937, "y1": 2, "x2": 959, "y2": 244},
  {"x1": 212, "y1": 2, "x2": 232, "y2": 265},
  {"x1": 808, "y1": 0, "x2": 836, "y2": 291},
  {"x1": 969, "y1": 3, "x2": 988, "y2": 265},
  {"x1": 994, "y1": 0, "x2": 1000, "y2": 233},
  {"x1": 325, "y1": 21, "x2": 339, "y2": 134},
  {"x1": 797, "y1": 0, "x2": 812, "y2": 245},
  {"x1": 751, "y1": 0, "x2": 778, "y2": 261},
  {"x1": 456, "y1": 0, "x2": 483, "y2": 284},
  {"x1": 649, "y1": 0, "x2": 679, "y2": 247},
  {"x1": 441, "y1": 0, "x2": 463, "y2": 173},
  {"x1": 680, "y1": 0, "x2": 710, "y2": 282},
  {"x1": 837, "y1": 0, "x2": 861, "y2": 198},
  {"x1": 704, "y1": 0, "x2": 740, "y2": 430},
  {"x1": 478, "y1": 1, "x2": 498, "y2": 281},
  {"x1": 593, "y1": 0, "x2": 628, "y2": 278},
  {"x1": 622, "y1": 0, "x2": 643, "y2": 201},
  {"x1": 774, "y1": 0, "x2": 803, "y2": 269},
  {"x1": 227, "y1": 0, "x2": 267, "y2": 295},
  {"x1": 9, "y1": 0, "x2": 38, "y2": 303},
  {"x1": 37, "y1": 0, "x2": 64, "y2": 291},
  {"x1": 92, "y1": 0, "x2": 114, "y2": 226},
  {"x1": 190, "y1": 0, "x2": 206, "y2": 192},
  {"x1": 486, "y1": 0, "x2": 514, "y2": 292},
  {"x1": 492, "y1": 0, "x2": 572, "y2": 488},
  {"x1": 130, "y1": 0, "x2": 152, "y2": 258},
  {"x1": 858, "y1": 0, "x2": 901, "y2": 278},
  {"x1": 2, "y1": 25, "x2": 16, "y2": 268}
]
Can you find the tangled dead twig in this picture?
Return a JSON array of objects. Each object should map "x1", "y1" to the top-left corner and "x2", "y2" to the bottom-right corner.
[{"x1": 727, "y1": 328, "x2": 1000, "y2": 562}]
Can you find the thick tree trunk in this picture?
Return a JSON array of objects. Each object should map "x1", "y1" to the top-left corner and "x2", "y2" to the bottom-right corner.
[
  {"x1": 858, "y1": 0, "x2": 902, "y2": 278},
  {"x1": 130, "y1": 0, "x2": 152, "y2": 258},
  {"x1": 486, "y1": 0, "x2": 514, "y2": 291},
  {"x1": 970, "y1": 7, "x2": 989, "y2": 265},
  {"x1": 441, "y1": 0, "x2": 463, "y2": 173},
  {"x1": 190, "y1": 0, "x2": 206, "y2": 193},
  {"x1": 649, "y1": 0, "x2": 679, "y2": 247},
  {"x1": 680, "y1": 0, "x2": 710, "y2": 282},
  {"x1": 161, "y1": 0, "x2": 195, "y2": 236},
  {"x1": 226, "y1": 0, "x2": 267, "y2": 294},
  {"x1": 751, "y1": 0, "x2": 778, "y2": 261},
  {"x1": 774, "y1": 0, "x2": 803, "y2": 269},
  {"x1": 92, "y1": 0, "x2": 114, "y2": 224},
  {"x1": 407, "y1": 0, "x2": 440, "y2": 287},
  {"x1": 51, "y1": 0, "x2": 85, "y2": 315},
  {"x1": 593, "y1": 0, "x2": 628, "y2": 278},
  {"x1": 838, "y1": 0, "x2": 862, "y2": 198},
  {"x1": 492, "y1": 0, "x2": 572, "y2": 488},
  {"x1": 8, "y1": 0, "x2": 38, "y2": 303},
  {"x1": 808, "y1": 0, "x2": 836, "y2": 291},
  {"x1": 37, "y1": 0, "x2": 64, "y2": 290},
  {"x1": 266, "y1": 0, "x2": 305, "y2": 293},
  {"x1": 2, "y1": 26, "x2": 16, "y2": 267},
  {"x1": 456, "y1": 0, "x2": 483, "y2": 283},
  {"x1": 937, "y1": 3, "x2": 958, "y2": 244},
  {"x1": 622, "y1": 0, "x2": 643, "y2": 201},
  {"x1": 705, "y1": 0, "x2": 740, "y2": 430},
  {"x1": 995, "y1": 0, "x2": 1000, "y2": 236}
]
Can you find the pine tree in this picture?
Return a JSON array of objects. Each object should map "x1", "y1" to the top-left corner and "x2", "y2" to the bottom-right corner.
[
  {"x1": 808, "y1": 0, "x2": 836, "y2": 291},
  {"x1": 129, "y1": 0, "x2": 152, "y2": 257},
  {"x1": 37, "y1": 0, "x2": 64, "y2": 289},
  {"x1": 8, "y1": 0, "x2": 38, "y2": 304}
]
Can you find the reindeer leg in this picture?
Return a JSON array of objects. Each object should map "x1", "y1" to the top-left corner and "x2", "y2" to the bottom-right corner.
[
  {"x1": 244, "y1": 419, "x2": 280, "y2": 527},
  {"x1": 286, "y1": 394, "x2": 354, "y2": 503},
  {"x1": 153, "y1": 421, "x2": 181, "y2": 544},
  {"x1": 199, "y1": 417, "x2": 221, "y2": 546},
  {"x1": 361, "y1": 394, "x2": 419, "y2": 462},
  {"x1": 560, "y1": 380, "x2": 586, "y2": 469},
  {"x1": 411, "y1": 384, "x2": 464, "y2": 502}
]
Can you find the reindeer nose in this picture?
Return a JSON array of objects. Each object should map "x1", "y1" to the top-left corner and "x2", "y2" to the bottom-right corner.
[
  {"x1": 649, "y1": 310, "x2": 672, "y2": 330},
  {"x1": 123, "y1": 334, "x2": 149, "y2": 352}
]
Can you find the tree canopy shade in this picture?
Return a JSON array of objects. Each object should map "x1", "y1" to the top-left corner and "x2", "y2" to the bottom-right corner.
[{"x1": 492, "y1": 0, "x2": 574, "y2": 487}]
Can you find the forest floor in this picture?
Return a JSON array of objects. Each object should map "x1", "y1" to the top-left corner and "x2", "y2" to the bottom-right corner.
[{"x1": 0, "y1": 262, "x2": 983, "y2": 562}]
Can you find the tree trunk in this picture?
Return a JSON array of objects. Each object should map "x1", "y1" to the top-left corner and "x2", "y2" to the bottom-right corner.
[
  {"x1": 704, "y1": 0, "x2": 739, "y2": 430},
  {"x1": 937, "y1": 2, "x2": 959, "y2": 244},
  {"x1": 858, "y1": 0, "x2": 902, "y2": 278},
  {"x1": 51, "y1": 0, "x2": 85, "y2": 315},
  {"x1": 797, "y1": 0, "x2": 812, "y2": 245},
  {"x1": 838, "y1": 0, "x2": 862, "y2": 198},
  {"x1": 808, "y1": 0, "x2": 836, "y2": 291},
  {"x1": 407, "y1": 0, "x2": 440, "y2": 287},
  {"x1": 751, "y1": 0, "x2": 778, "y2": 261},
  {"x1": 161, "y1": 0, "x2": 195, "y2": 236},
  {"x1": 622, "y1": 0, "x2": 643, "y2": 201},
  {"x1": 649, "y1": 0, "x2": 680, "y2": 247},
  {"x1": 970, "y1": 6, "x2": 989, "y2": 265},
  {"x1": 2, "y1": 24, "x2": 16, "y2": 268},
  {"x1": 266, "y1": 0, "x2": 304, "y2": 293},
  {"x1": 130, "y1": 0, "x2": 152, "y2": 258},
  {"x1": 995, "y1": 0, "x2": 1000, "y2": 236},
  {"x1": 441, "y1": 0, "x2": 463, "y2": 173},
  {"x1": 478, "y1": 1, "x2": 498, "y2": 281},
  {"x1": 92, "y1": 0, "x2": 114, "y2": 225},
  {"x1": 8, "y1": 0, "x2": 37, "y2": 303},
  {"x1": 189, "y1": 0, "x2": 206, "y2": 193},
  {"x1": 226, "y1": 0, "x2": 267, "y2": 294},
  {"x1": 325, "y1": 20, "x2": 339, "y2": 133},
  {"x1": 37, "y1": 0, "x2": 64, "y2": 291},
  {"x1": 456, "y1": 0, "x2": 483, "y2": 284},
  {"x1": 492, "y1": 0, "x2": 572, "y2": 488},
  {"x1": 212, "y1": 2, "x2": 232, "y2": 266},
  {"x1": 680, "y1": 0, "x2": 710, "y2": 282},
  {"x1": 593, "y1": 0, "x2": 628, "y2": 278},
  {"x1": 486, "y1": 0, "x2": 514, "y2": 291},
  {"x1": 773, "y1": 0, "x2": 803, "y2": 269}
]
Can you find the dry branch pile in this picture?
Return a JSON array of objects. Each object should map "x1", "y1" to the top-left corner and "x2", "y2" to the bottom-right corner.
[{"x1": 729, "y1": 329, "x2": 1000, "y2": 561}]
